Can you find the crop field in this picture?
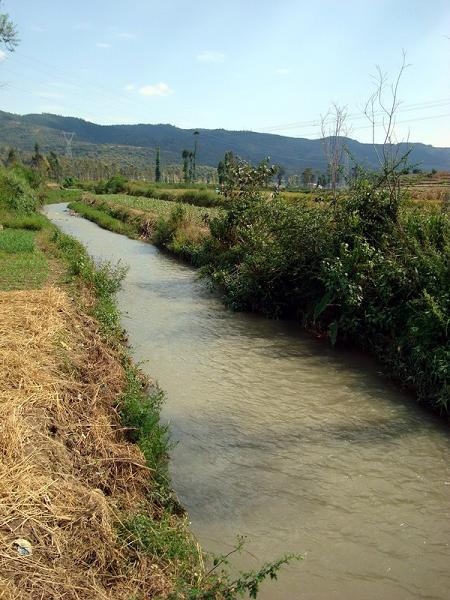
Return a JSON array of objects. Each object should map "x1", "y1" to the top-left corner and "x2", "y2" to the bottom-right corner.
[{"x1": 98, "y1": 193, "x2": 222, "y2": 222}]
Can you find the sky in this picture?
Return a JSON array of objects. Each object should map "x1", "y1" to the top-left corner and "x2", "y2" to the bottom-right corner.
[{"x1": 1, "y1": 0, "x2": 449, "y2": 146}]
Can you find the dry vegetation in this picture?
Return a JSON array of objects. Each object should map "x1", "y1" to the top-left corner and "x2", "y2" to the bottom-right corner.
[{"x1": 0, "y1": 287, "x2": 179, "y2": 599}]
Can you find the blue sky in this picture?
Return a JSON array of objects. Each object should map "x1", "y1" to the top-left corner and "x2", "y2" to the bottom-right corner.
[{"x1": 1, "y1": 0, "x2": 449, "y2": 146}]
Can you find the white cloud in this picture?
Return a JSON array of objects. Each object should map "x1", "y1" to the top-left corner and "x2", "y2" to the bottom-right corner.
[
  {"x1": 139, "y1": 82, "x2": 173, "y2": 97},
  {"x1": 29, "y1": 25, "x2": 45, "y2": 33},
  {"x1": 34, "y1": 91, "x2": 64, "y2": 99},
  {"x1": 275, "y1": 67, "x2": 290, "y2": 75},
  {"x1": 96, "y1": 42, "x2": 111, "y2": 48},
  {"x1": 116, "y1": 32, "x2": 136, "y2": 40},
  {"x1": 0, "y1": 50, "x2": 6, "y2": 61},
  {"x1": 197, "y1": 50, "x2": 225, "y2": 63},
  {"x1": 124, "y1": 84, "x2": 135, "y2": 92}
]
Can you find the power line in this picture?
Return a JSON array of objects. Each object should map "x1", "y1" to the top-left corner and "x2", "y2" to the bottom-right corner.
[
  {"x1": 62, "y1": 131, "x2": 75, "y2": 158},
  {"x1": 260, "y1": 97, "x2": 450, "y2": 133},
  {"x1": 9, "y1": 51, "x2": 150, "y2": 116}
]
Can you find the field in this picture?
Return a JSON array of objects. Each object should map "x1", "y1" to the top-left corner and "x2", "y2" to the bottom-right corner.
[
  {"x1": 402, "y1": 171, "x2": 450, "y2": 202},
  {"x1": 98, "y1": 192, "x2": 221, "y2": 221}
]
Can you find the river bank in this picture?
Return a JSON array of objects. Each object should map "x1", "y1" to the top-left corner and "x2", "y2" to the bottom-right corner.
[
  {"x1": 0, "y1": 168, "x2": 288, "y2": 598},
  {"x1": 0, "y1": 204, "x2": 204, "y2": 597}
]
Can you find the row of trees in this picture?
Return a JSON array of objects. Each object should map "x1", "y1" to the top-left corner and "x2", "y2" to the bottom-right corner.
[
  {"x1": 2, "y1": 142, "x2": 220, "y2": 185},
  {"x1": 216, "y1": 152, "x2": 335, "y2": 191},
  {"x1": 181, "y1": 130, "x2": 200, "y2": 183}
]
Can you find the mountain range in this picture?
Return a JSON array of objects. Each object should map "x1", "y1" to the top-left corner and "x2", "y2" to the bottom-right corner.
[{"x1": 0, "y1": 110, "x2": 449, "y2": 173}]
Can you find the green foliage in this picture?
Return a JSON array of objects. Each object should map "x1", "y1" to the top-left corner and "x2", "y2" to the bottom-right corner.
[
  {"x1": 48, "y1": 151, "x2": 62, "y2": 181},
  {"x1": 120, "y1": 515, "x2": 299, "y2": 600},
  {"x1": 0, "y1": 228, "x2": 48, "y2": 290},
  {"x1": 0, "y1": 4, "x2": 19, "y2": 51},
  {"x1": 104, "y1": 174, "x2": 128, "y2": 194},
  {"x1": 119, "y1": 366, "x2": 170, "y2": 481},
  {"x1": 0, "y1": 210, "x2": 47, "y2": 230},
  {"x1": 30, "y1": 142, "x2": 47, "y2": 174},
  {"x1": 0, "y1": 228, "x2": 35, "y2": 253},
  {"x1": 178, "y1": 189, "x2": 220, "y2": 207},
  {"x1": 42, "y1": 187, "x2": 83, "y2": 205},
  {"x1": 0, "y1": 168, "x2": 38, "y2": 213},
  {"x1": 80, "y1": 175, "x2": 129, "y2": 195},
  {"x1": 62, "y1": 176, "x2": 79, "y2": 188},
  {"x1": 155, "y1": 145, "x2": 161, "y2": 182},
  {"x1": 172, "y1": 536, "x2": 300, "y2": 599},
  {"x1": 154, "y1": 205, "x2": 187, "y2": 246},
  {"x1": 68, "y1": 200, "x2": 136, "y2": 237},
  {"x1": 51, "y1": 227, "x2": 127, "y2": 338},
  {"x1": 5, "y1": 147, "x2": 18, "y2": 168},
  {"x1": 204, "y1": 159, "x2": 450, "y2": 412}
]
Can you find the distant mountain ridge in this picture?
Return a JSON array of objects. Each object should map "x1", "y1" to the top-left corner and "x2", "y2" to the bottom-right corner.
[{"x1": 0, "y1": 110, "x2": 449, "y2": 172}]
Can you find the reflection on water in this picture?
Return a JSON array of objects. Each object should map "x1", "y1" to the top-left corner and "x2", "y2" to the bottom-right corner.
[{"x1": 46, "y1": 204, "x2": 450, "y2": 600}]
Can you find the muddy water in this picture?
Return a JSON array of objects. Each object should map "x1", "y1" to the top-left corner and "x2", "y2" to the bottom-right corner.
[{"x1": 46, "y1": 204, "x2": 450, "y2": 600}]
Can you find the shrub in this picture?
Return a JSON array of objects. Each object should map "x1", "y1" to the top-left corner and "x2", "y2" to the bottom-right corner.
[
  {"x1": 104, "y1": 175, "x2": 128, "y2": 194},
  {"x1": 0, "y1": 169, "x2": 38, "y2": 213},
  {"x1": 204, "y1": 158, "x2": 450, "y2": 412},
  {"x1": 62, "y1": 176, "x2": 79, "y2": 188},
  {"x1": 178, "y1": 189, "x2": 220, "y2": 207},
  {"x1": 11, "y1": 165, "x2": 44, "y2": 190},
  {"x1": 153, "y1": 205, "x2": 186, "y2": 247}
]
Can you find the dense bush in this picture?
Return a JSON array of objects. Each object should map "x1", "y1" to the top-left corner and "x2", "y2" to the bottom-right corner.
[
  {"x1": 0, "y1": 169, "x2": 39, "y2": 213},
  {"x1": 204, "y1": 160, "x2": 450, "y2": 412},
  {"x1": 178, "y1": 189, "x2": 220, "y2": 207},
  {"x1": 62, "y1": 176, "x2": 79, "y2": 188},
  {"x1": 11, "y1": 164, "x2": 44, "y2": 190}
]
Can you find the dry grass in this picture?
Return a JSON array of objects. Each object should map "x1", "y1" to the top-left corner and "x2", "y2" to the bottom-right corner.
[{"x1": 0, "y1": 287, "x2": 173, "y2": 599}]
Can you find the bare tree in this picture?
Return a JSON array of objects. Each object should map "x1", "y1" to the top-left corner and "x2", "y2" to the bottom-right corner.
[
  {"x1": 363, "y1": 51, "x2": 411, "y2": 199},
  {"x1": 320, "y1": 103, "x2": 349, "y2": 204}
]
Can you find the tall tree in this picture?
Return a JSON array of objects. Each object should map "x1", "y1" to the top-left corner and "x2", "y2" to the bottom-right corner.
[
  {"x1": 182, "y1": 149, "x2": 189, "y2": 183},
  {"x1": 217, "y1": 151, "x2": 236, "y2": 187},
  {"x1": 301, "y1": 167, "x2": 314, "y2": 187},
  {"x1": 320, "y1": 103, "x2": 349, "y2": 204},
  {"x1": 188, "y1": 151, "x2": 194, "y2": 183},
  {"x1": 275, "y1": 164, "x2": 286, "y2": 188},
  {"x1": 5, "y1": 147, "x2": 18, "y2": 167},
  {"x1": 192, "y1": 130, "x2": 199, "y2": 182},
  {"x1": 31, "y1": 142, "x2": 45, "y2": 171},
  {"x1": 48, "y1": 151, "x2": 62, "y2": 181},
  {"x1": 155, "y1": 146, "x2": 161, "y2": 182}
]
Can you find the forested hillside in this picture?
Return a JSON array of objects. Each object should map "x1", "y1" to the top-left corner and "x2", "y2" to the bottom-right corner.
[{"x1": 1, "y1": 109, "x2": 449, "y2": 172}]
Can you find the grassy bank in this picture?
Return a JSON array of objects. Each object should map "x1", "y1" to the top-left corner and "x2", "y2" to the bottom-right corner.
[
  {"x1": 67, "y1": 168, "x2": 450, "y2": 415},
  {"x1": 68, "y1": 194, "x2": 214, "y2": 264},
  {"x1": 1, "y1": 166, "x2": 293, "y2": 598}
]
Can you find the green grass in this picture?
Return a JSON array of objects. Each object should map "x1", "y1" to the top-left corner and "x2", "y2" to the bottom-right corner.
[
  {"x1": 0, "y1": 228, "x2": 35, "y2": 253},
  {"x1": 100, "y1": 193, "x2": 221, "y2": 223},
  {"x1": 68, "y1": 201, "x2": 137, "y2": 237},
  {"x1": 43, "y1": 187, "x2": 83, "y2": 204},
  {"x1": 0, "y1": 229, "x2": 48, "y2": 290},
  {"x1": 119, "y1": 511, "x2": 202, "y2": 589},
  {"x1": 0, "y1": 209, "x2": 47, "y2": 230}
]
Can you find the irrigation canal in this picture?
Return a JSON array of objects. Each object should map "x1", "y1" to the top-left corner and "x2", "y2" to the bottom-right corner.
[{"x1": 45, "y1": 203, "x2": 450, "y2": 600}]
